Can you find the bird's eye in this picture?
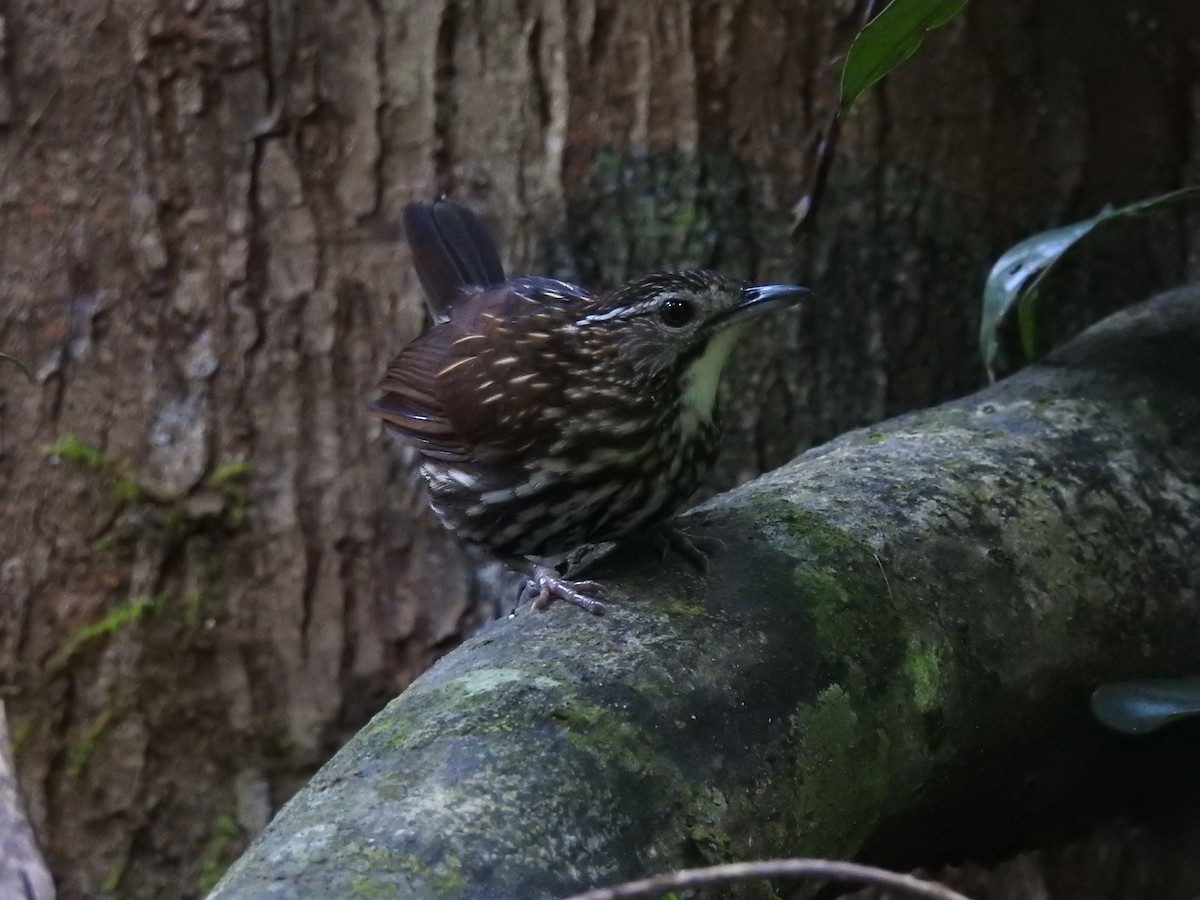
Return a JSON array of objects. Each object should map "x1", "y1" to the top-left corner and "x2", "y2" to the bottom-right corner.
[{"x1": 658, "y1": 298, "x2": 696, "y2": 328}]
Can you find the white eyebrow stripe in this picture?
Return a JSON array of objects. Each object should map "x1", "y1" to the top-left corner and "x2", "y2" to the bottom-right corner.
[
  {"x1": 574, "y1": 307, "x2": 628, "y2": 326},
  {"x1": 574, "y1": 300, "x2": 659, "y2": 327}
]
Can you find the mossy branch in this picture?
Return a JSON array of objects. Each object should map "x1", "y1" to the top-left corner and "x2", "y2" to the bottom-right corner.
[{"x1": 212, "y1": 287, "x2": 1200, "y2": 899}]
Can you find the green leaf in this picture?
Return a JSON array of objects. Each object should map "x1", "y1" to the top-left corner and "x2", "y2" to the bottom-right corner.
[
  {"x1": 0, "y1": 351, "x2": 32, "y2": 381},
  {"x1": 840, "y1": 0, "x2": 968, "y2": 114},
  {"x1": 980, "y1": 185, "x2": 1200, "y2": 380}
]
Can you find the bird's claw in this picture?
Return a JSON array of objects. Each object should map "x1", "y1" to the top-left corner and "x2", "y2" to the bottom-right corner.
[
  {"x1": 653, "y1": 523, "x2": 727, "y2": 573},
  {"x1": 519, "y1": 566, "x2": 607, "y2": 615}
]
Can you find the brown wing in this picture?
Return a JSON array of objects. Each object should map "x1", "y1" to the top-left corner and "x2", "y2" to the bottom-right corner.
[
  {"x1": 370, "y1": 310, "x2": 539, "y2": 462},
  {"x1": 369, "y1": 326, "x2": 472, "y2": 461},
  {"x1": 372, "y1": 279, "x2": 595, "y2": 462}
]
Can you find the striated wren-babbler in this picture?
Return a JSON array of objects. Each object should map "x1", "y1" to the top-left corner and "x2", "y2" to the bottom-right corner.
[{"x1": 370, "y1": 200, "x2": 810, "y2": 615}]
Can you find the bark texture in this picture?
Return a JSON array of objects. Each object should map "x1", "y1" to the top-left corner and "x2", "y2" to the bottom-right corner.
[
  {"x1": 0, "y1": 1, "x2": 1196, "y2": 897},
  {"x1": 211, "y1": 288, "x2": 1200, "y2": 899}
]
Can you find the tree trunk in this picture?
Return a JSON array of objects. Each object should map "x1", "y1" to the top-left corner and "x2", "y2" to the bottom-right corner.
[
  {"x1": 0, "y1": 1, "x2": 1196, "y2": 897},
  {"x1": 209, "y1": 288, "x2": 1200, "y2": 899}
]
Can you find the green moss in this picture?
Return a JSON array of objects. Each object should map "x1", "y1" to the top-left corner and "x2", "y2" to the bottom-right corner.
[
  {"x1": 358, "y1": 710, "x2": 419, "y2": 754},
  {"x1": 347, "y1": 875, "x2": 401, "y2": 899},
  {"x1": 789, "y1": 685, "x2": 891, "y2": 857},
  {"x1": 204, "y1": 460, "x2": 253, "y2": 524},
  {"x1": 550, "y1": 697, "x2": 686, "y2": 789},
  {"x1": 722, "y1": 640, "x2": 943, "y2": 870},
  {"x1": 359, "y1": 667, "x2": 566, "y2": 756},
  {"x1": 43, "y1": 434, "x2": 150, "y2": 502},
  {"x1": 686, "y1": 787, "x2": 732, "y2": 864},
  {"x1": 705, "y1": 506, "x2": 944, "y2": 871},
  {"x1": 776, "y1": 508, "x2": 870, "y2": 559},
  {"x1": 110, "y1": 476, "x2": 148, "y2": 503},
  {"x1": 657, "y1": 595, "x2": 708, "y2": 618},
  {"x1": 49, "y1": 595, "x2": 163, "y2": 674},
  {"x1": 452, "y1": 667, "x2": 559, "y2": 697},
  {"x1": 342, "y1": 851, "x2": 460, "y2": 897},
  {"x1": 1126, "y1": 396, "x2": 1154, "y2": 418},
  {"x1": 869, "y1": 432, "x2": 886, "y2": 443},
  {"x1": 206, "y1": 459, "x2": 250, "y2": 489},
  {"x1": 431, "y1": 854, "x2": 464, "y2": 893},
  {"x1": 101, "y1": 856, "x2": 127, "y2": 894},
  {"x1": 196, "y1": 812, "x2": 243, "y2": 894},
  {"x1": 44, "y1": 434, "x2": 112, "y2": 470},
  {"x1": 795, "y1": 567, "x2": 859, "y2": 651},
  {"x1": 903, "y1": 638, "x2": 942, "y2": 713},
  {"x1": 45, "y1": 437, "x2": 252, "y2": 537},
  {"x1": 784, "y1": 515, "x2": 906, "y2": 694},
  {"x1": 352, "y1": 675, "x2": 692, "y2": 892},
  {"x1": 68, "y1": 707, "x2": 116, "y2": 778},
  {"x1": 8, "y1": 716, "x2": 33, "y2": 754}
]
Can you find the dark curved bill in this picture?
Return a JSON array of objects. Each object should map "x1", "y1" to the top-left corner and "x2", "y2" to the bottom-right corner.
[{"x1": 716, "y1": 283, "x2": 811, "y2": 327}]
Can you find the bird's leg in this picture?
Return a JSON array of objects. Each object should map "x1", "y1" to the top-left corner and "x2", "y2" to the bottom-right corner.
[
  {"x1": 651, "y1": 522, "x2": 727, "y2": 574},
  {"x1": 505, "y1": 556, "x2": 607, "y2": 615},
  {"x1": 521, "y1": 568, "x2": 607, "y2": 615}
]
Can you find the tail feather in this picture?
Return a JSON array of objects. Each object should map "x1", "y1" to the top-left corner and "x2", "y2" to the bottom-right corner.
[{"x1": 403, "y1": 201, "x2": 506, "y2": 321}]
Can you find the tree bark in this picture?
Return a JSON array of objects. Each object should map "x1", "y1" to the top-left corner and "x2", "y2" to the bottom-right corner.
[
  {"x1": 0, "y1": 1, "x2": 1197, "y2": 897},
  {"x1": 210, "y1": 288, "x2": 1200, "y2": 899}
]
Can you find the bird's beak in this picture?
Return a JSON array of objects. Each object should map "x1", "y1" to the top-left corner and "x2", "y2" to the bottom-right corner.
[
  {"x1": 716, "y1": 283, "x2": 811, "y2": 327},
  {"x1": 740, "y1": 283, "x2": 812, "y2": 314}
]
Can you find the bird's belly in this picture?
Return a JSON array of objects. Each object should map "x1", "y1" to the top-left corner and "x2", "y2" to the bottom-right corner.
[{"x1": 419, "y1": 423, "x2": 719, "y2": 558}]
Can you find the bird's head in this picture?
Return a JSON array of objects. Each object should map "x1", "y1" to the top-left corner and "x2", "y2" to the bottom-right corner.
[{"x1": 568, "y1": 270, "x2": 810, "y2": 427}]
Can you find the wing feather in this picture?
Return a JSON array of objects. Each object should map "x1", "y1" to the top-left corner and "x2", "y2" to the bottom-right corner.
[
  {"x1": 372, "y1": 262, "x2": 596, "y2": 464},
  {"x1": 370, "y1": 328, "x2": 471, "y2": 461}
]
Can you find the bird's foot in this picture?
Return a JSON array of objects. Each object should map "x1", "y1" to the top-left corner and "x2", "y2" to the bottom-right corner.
[
  {"x1": 518, "y1": 565, "x2": 607, "y2": 615},
  {"x1": 652, "y1": 522, "x2": 727, "y2": 574}
]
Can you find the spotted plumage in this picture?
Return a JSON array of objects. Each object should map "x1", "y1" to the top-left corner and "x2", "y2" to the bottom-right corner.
[{"x1": 370, "y1": 200, "x2": 809, "y2": 613}]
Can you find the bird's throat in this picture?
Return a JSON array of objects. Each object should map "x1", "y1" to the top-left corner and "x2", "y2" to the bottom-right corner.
[{"x1": 677, "y1": 325, "x2": 743, "y2": 436}]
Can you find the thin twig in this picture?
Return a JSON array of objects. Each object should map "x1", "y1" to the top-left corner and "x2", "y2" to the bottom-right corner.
[
  {"x1": 791, "y1": 0, "x2": 881, "y2": 235},
  {"x1": 872, "y1": 550, "x2": 894, "y2": 604},
  {"x1": 791, "y1": 113, "x2": 842, "y2": 235},
  {"x1": 0, "y1": 352, "x2": 32, "y2": 382},
  {"x1": 562, "y1": 858, "x2": 976, "y2": 900}
]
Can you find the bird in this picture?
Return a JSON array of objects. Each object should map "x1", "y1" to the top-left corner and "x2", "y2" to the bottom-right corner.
[{"x1": 370, "y1": 200, "x2": 810, "y2": 615}]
